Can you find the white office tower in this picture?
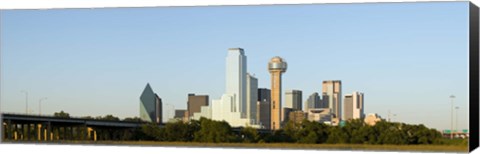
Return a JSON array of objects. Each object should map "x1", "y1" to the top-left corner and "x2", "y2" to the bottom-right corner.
[
  {"x1": 225, "y1": 48, "x2": 247, "y2": 115},
  {"x1": 246, "y1": 73, "x2": 258, "y2": 124},
  {"x1": 194, "y1": 48, "x2": 260, "y2": 128},
  {"x1": 322, "y1": 80, "x2": 342, "y2": 120},
  {"x1": 343, "y1": 91, "x2": 364, "y2": 120}
]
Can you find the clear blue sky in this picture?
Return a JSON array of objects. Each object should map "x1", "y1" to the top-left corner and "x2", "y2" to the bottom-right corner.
[{"x1": 0, "y1": 2, "x2": 470, "y2": 131}]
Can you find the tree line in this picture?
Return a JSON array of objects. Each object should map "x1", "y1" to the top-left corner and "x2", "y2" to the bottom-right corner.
[
  {"x1": 138, "y1": 117, "x2": 460, "y2": 145},
  {"x1": 51, "y1": 111, "x2": 464, "y2": 145},
  {"x1": 53, "y1": 110, "x2": 143, "y2": 122}
]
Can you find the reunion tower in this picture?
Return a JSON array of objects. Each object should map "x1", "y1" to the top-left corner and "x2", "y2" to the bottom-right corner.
[{"x1": 268, "y1": 56, "x2": 287, "y2": 130}]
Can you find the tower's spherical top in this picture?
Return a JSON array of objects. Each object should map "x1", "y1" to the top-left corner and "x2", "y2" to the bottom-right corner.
[
  {"x1": 270, "y1": 56, "x2": 284, "y2": 63},
  {"x1": 268, "y1": 56, "x2": 287, "y2": 72}
]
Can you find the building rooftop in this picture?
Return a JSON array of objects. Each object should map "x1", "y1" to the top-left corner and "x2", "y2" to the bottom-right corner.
[
  {"x1": 228, "y1": 48, "x2": 244, "y2": 51},
  {"x1": 323, "y1": 80, "x2": 342, "y2": 83}
]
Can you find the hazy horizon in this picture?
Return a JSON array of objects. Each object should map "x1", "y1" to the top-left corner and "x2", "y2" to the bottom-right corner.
[{"x1": 0, "y1": 2, "x2": 470, "y2": 131}]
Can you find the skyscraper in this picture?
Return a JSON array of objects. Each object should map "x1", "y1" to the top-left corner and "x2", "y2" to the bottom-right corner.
[
  {"x1": 268, "y1": 56, "x2": 287, "y2": 130},
  {"x1": 187, "y1": 93, "x2": 209, "y2": 119},
  {"x1": 305, "y1": 92, "x2": 321, "y2": 111},
  {"x1": 226, "y1": 48, "x2": 247, "y2": 114},
  {"x1": 321, "y1": 93, "x2": 329, "y2": 108},
  {"x1": 344, "y1": 94, "x2": 354, "y2": 120},
  {"x1": 343, "y1": 91, "x2": 364, "y2": 120},
  {"x1": 322, "y1": 80, "x2": 342, "y2": 120},
  {"x1": 246, "y1": 73, "x2": 258, "y2": 122},
  {"x1": 207, "y1": 48, "x2": 258, "y2": 128},
  {"x1": 257, "y1": 88, "x2": 271, "y2": 129},
  {"x1": 139, "y1": 83, "x2": 162, "y2": 123},
  {"x1": 285, "y1": 90, "x2": 302, "y2": 111},
  {"x1": 258, "y1": 88, "x2": 271, "y2": 103}
]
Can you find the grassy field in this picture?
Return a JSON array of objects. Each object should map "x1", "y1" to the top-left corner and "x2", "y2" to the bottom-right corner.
[{"x1": 16, "y1": 140, "x2": 467, "y2": 152}]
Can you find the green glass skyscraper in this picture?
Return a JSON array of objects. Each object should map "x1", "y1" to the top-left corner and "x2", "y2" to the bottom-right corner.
[{"x1": 140, "y1": 83, "x2": 162, "y2": 123}]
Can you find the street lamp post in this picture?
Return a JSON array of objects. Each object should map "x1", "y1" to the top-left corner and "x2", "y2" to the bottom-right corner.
[
  {"x1": 21, "y1": 91, "x2": 28, "y2": 114},
  {"x1": 450, "y1": 95, "x2": 455, "y2": 139},
  {"x1": 39, "y1": 97, "x2": 47, "y2": 115}
]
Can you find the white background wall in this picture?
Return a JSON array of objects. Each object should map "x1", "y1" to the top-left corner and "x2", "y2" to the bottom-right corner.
[{"x1": 0, "y1": 0, "x2": 478, "y2": 154}]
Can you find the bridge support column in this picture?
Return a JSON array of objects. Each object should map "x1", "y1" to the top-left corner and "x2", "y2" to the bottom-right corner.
[
  {"x1": 14, "y1": 123, "x2": 18, "y2": 140},
  {"x1": 2, "y1": 120, "x2": 6, "y2": 140},
  {"x1": 23, "y1": 124, "x2": 30, "y2": 140},
  {"x1": 21, "y1": 124, "x2": 24, "y2": 140},
  {"x1": 66, "y1": 127, "x2": 69, "y2": 140},
  {"x1": 30, "y1": 123, "x2": 33, "y2": 140},
  {"x1": 70, "y1": 126, "x2": 74, "y2": 140},
  {"x1": 43, "y1": 126, "x2": 47, "y2": 141},
  {"x1": 55, "y1": 127, "x2": 60, "y2": 140},
  {"x1": 65, "y1": 127, "x2": 68, "y2": 140},
  {"x1": 28, "y1": 123, "x2": 31, "y2": 141},
  {"x1": 23, "y1": 124, "x2": 27, "y2": 141},
  {"x1": 32, "y1": 123, "x2": 35, "y2": 141},
  {"x1": 54, "y1": 126, "x2": 58, "y2": 140},
  {"x1": 53, "y1": 126, "x2": 57, "y2": 140},
  {"x1": 51, "y1": 126, "x2": 54, "y2": 141},
  {"x1": 61, "y1": 127, "x2": 65, "y2": 140},
  {"x1": 93, "y1": 130, "x2": 97, "y2": 141},
  {"x1": 87, "y1": 127, "x2": 91, "y2": 140},
  {"x1": 19, "y1": 124, "x2": 23, "y2": 140},
  {"x1": 82, "y1": 125, "x2": 87, "y2": 140},
  {"x1": 37, "y1": 123, "x2": 41, "y2": 141},
  {"x1": 23, "y1": 124, "x2": 27, "y2": 140},
  {"x1": 47, "y1": 122, "x2": 52, "y2": 141},
  {"x1": 6, "y1": 120, "x2": 12, "y2": 140}
]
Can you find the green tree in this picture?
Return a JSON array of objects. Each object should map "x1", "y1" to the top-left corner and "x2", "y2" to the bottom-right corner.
[
  {"x1": 264, "y1": 129, "x2": 294, "y2": 143},
  {"x1": 375, "y1": 121, "x2": 408, "y2": 145},
  {"x1": 163, "y1": 121, "x2": 194, "y2": 141},
  {"x1": 194, "y1": 118, "x2": 237, "y2": 143},
  {"x1": 141, "y1": 123, "x2": 164, "y2": 141},
  {"x1": 240, "y1": 126, "x2": 259, "y2": 143},
  {"x1": 123, "y1": 117, "x2": 144, "y2": 122},
  {"x1": 344, "y1": 119, "x2": 368, "y2": 144},
  {"x1": 53, "y1": 110, "x2": 70, "y2": 118},
  {"x1": 96, "y1": 114, "x2": 120, "y2": 121},
  {"x1": 303, "y1": 120, "x2": 329, "y2": 143},
  {"x1": 282, "y1": 120, "x2": 299, "y2": 142},
  {"x1": 326, "y1": 126, "x2": 349, "y2": 144},
  {"x1": 81, "y1": 116, "x2": 94, "y2": 119}
]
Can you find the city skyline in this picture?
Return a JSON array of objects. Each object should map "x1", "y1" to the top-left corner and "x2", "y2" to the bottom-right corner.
[{"x1": 0, "y1": 2, "x2": 469, "y2": 131}]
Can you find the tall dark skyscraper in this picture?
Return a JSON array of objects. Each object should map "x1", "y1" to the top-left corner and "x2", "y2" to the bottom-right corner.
[
  {"x1": 258, "y1": 88, "x2": 271, "y2": 103},
  {"x1": 257, "y1": 88, "x2": 271, "y2": 129},
  {"x1": 140, "y1": 83, "x2": 162, "y2": 123}
]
